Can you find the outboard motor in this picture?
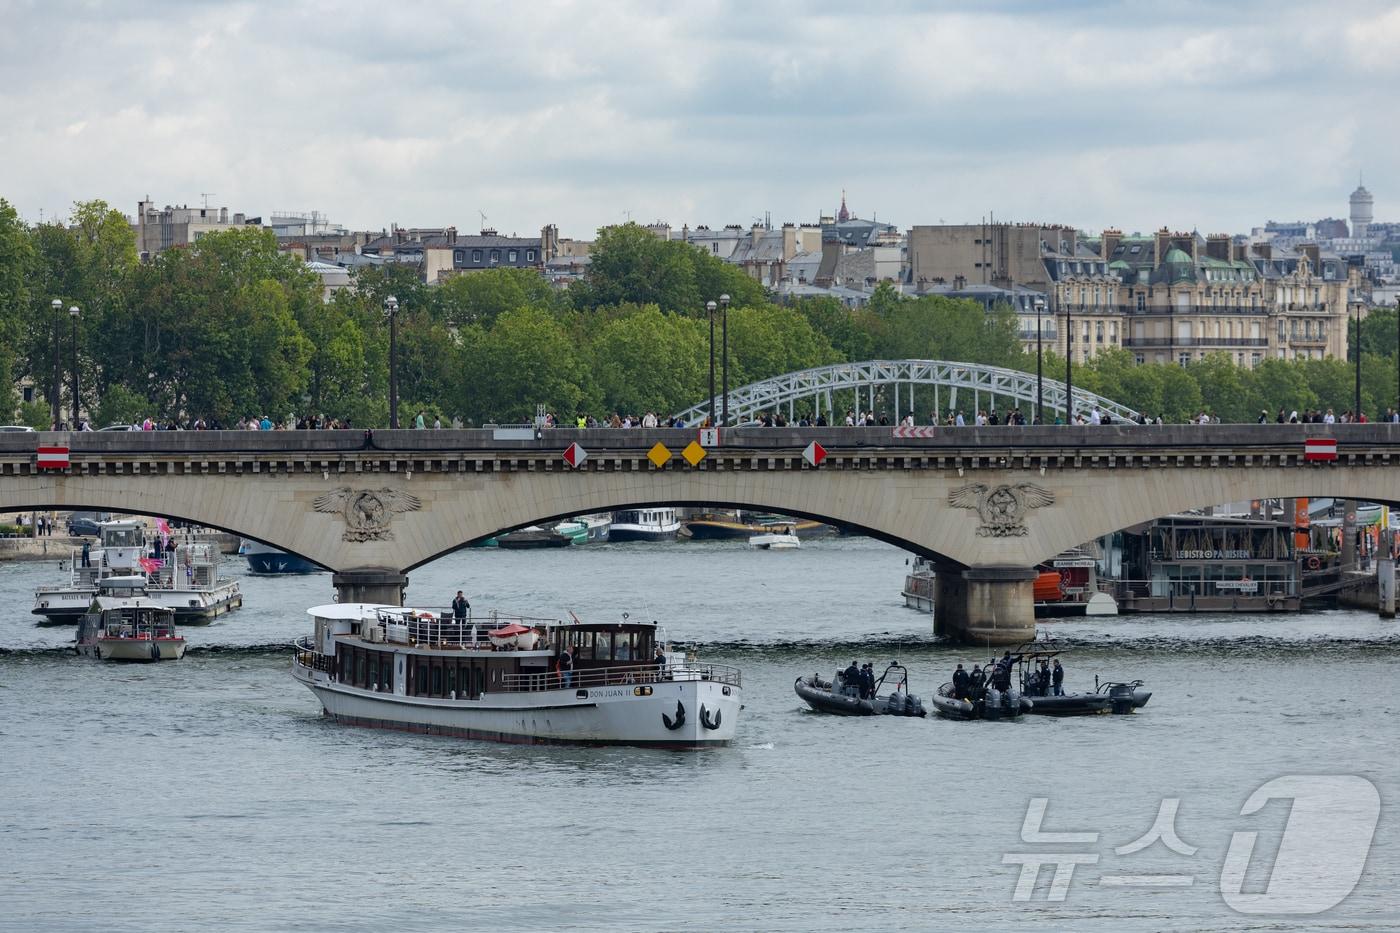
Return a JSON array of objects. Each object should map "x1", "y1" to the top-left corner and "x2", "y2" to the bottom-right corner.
[
  {"x1": 1107, "y1": 682, "x2": 1136, "y2": 714},
  {"x1": 1005, "y1": 687, "x2": 1022, "y2": 717},
  {"x1": 984, "y1": 687, "x2": 1002, "y2": 717}
]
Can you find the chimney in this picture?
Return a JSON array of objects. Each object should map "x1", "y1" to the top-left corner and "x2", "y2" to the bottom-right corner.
[
  {"x1": 447, "y1": 226, "x2": 457, "y2": 245},
  {"x1": 1101, "y1": 228, "x2": 1122, "y2": 261},
  {"x1": 953, "y1": 274, "x2": 966, "y2": 291},
  {"x1": 541, "y1": 224, "x2": 558, "y2": 262},
  {"x1": 1154, "y1": 228, "x2": 1172, "y2": 266},
  {"x1": 1206, "y1": 234, "x2": 1230, "y2": 261}
]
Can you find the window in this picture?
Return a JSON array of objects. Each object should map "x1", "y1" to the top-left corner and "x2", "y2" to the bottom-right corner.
[
  {"x1": 1136, "y1": 294, "x2": 1146, "y2": 312},
  {"x1": 526, "y1": 250, "x2": 535, "y2": 261},
  {"x1": 1178, "y1": 353, "x2": 1190, "y2": 367},
  {"x1": 508, "y1": 250, "x2": 518, "y2": 263},
  {"x1": 490, "y1": 250, "x2": 500, "y2": 262},
  {"x1": 472, "y1": 250, "x2": 482, "y2": 262},
  {"x1": 454, "y1": 250, "x2": 464, "y2": 263},
  {"x1": 1134, "y1": 354, "x2": 1145, "y2": 365}
]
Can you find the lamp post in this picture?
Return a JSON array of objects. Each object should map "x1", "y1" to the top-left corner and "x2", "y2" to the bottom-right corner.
[
  {"x1": 706, "y1": 300, "x2": 717, "y2": 427},
  {"x1": 1395, "y1": 296, "x2": 1399, "y2": 418},
  {"x1": 1034, "y1": 297, "x2": 1045, "y2": 424},
  {"x1": 1064, "y1": 301, "x2": 1074, "y2": 424},
  {"x1": 69, "y1": 305, "x2": 79, "y2": 429},
  {"x1": 1354, "y1": 297, "x2": 1362, "y2": 419},
  {"x1": 719, "y1": 293, "x2": 731, "y2": 427},
  {"x1": 49, "y1": 298, "x2": 61, "y2": 428},
  {"x1": 383, "y1": 295, "x2": 399, "y2": 429}
]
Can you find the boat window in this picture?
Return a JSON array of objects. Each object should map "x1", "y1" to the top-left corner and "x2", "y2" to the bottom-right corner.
[
  {"x1": 416, "y1": 663, "x2": 428, "y2": 696},
  {"x1": 431, "y1": 665, "x2": 443, "y2": 696},
  {"x1": 446, "y1": 665, "x2": 456, "y2": 696},
  {"x1": 380, "y1": 656, "x2": 393, "y2": 692},
  {"x1": 357, "y1": 654, "x2": 368, "y2": 688}
]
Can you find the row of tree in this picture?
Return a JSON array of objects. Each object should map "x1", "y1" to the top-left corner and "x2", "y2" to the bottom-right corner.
[{"x1": 0, "y1": 198, "x2": 1396, "y2": 427}]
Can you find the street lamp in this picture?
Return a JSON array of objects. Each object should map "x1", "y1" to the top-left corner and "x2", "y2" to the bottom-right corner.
[
  {"x1": 706, "y1": 300, "x2": 717, "y2": 427},
  {"x1": 69, "y1": 305, "x2": 79, "y2": 429},
  {"x1": 49, "y1": 298, "x2": 61, "y2": 428},
  {"x1": 719, "y1": 293, "x2": 731, "y2": 427},
  {"x1": 1395, "y1": 296, "x2": 1399, "y2": 418},
  {"x1": 1354, "y1": 296, "x2": 1362, "y2": 419},
  {"x1": 1034, "y1": 297, "x2": 1045, "y2": 424},
  {"x1": 383, "y1": 295, "x2": 399, "y2": 429},
  {"x1": 1064, "y1": 300, "x2": 1074, "y2": 424}
]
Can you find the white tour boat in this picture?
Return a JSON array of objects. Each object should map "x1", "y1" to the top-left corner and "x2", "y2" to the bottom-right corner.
[
  {"x1": 748, "y1": 525, "x2": 801, "y2": 550},
  {"x1": 291, "y1": 605, "x2": 741, "y2": 748},
  {"x1": 75, "y1": 577, "x2": 187, "y2": 662},
  {"x1": 33, "y1": 520, "x2": 242, "y2": 624},
  {"x1": 609, "y1": 508, "x2": 680, "y2": 542}
]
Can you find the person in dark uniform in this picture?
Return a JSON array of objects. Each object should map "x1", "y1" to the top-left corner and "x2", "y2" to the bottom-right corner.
[
  {"x1": 993, "y1": 651, "x2": 1021, "y2": 691},
  {"x1": 1052, "y1": 659, "x2": 1065, "y2": 696},
  {"x1": 969, "y1": 665, "x2": 986, "y2": 700},
  {"x1": 843, "y1": 661, "x2": 860, "y2": 696},
  {"x1": 952, "y1": 664, "x2": 969, "y2": 699},
  {"x1": 451, "y1": 590, "x2": 470, "y2": 621}
]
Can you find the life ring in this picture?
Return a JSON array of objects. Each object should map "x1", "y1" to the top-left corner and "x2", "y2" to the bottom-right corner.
[{"x1": 1306, "y1": 556, "x2": 1321, "y2": 571}]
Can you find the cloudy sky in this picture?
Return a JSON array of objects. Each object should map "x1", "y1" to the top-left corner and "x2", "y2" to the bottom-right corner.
[{"x1": 3, "y1": 0, "x2": 1398, "y2": 238}]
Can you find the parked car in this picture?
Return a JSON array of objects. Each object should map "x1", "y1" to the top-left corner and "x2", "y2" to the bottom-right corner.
[
  {"x1": 0, "y1": 425, "x2": 36, "y2": 432},
  {"x1": 67, "y1": 517, "x2": 102, "y2": 537},
  {"x1": 98, "y1": 424, "x2": 139, "y2": 431}
]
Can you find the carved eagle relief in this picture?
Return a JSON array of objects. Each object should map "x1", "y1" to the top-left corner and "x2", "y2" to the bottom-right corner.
[
  {"x1": 948, "y1": 482, "x2": 1055, "y2": 537},
  {"x1": 313, "y1": 487, "x2": 423, "y2": 542}
]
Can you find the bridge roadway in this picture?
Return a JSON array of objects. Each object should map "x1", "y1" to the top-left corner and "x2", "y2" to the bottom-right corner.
[{"x1": 3, "y1": 424, "x2": 1398, "y2": 645}]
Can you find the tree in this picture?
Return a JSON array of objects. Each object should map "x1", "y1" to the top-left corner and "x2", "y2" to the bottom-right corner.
[
  {"x1": 0, "y1": 199, "x2": 34, "y2": 417},
  {"x1": 571, "y1": 223, "x2": 766, "y2": 314},
  {"x1": 434, "y1": 267, "x2": 559, "y2": 326},
  {"x1": 464, "y1": 306, "x2": 593, "y2": 423},
  {"x1": 722, "y1": 304, "x2": 842, "y2": 390},
  {"x1": 587, "y1": 304, "x2": 707, "y2": 416}
]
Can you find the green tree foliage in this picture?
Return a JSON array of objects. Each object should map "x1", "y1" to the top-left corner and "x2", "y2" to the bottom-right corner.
[
  {"x1": 464, "y1": 306, "x2": 592, "y2": 423},
  {"x1": 587, "y1": 304, "x2": 706, "y2": 417},
  {"x1": 572, "y1": 223, "x2": 764, "y2": 313},
  {"x1": 435, "y1": 267, "x2": 559, "y2": 326}
]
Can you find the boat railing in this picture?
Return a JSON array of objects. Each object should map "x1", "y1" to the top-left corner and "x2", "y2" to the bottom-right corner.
[
  {"x1": 292, "y1": 635, "x2": 334, "y2": 673},
  {"x1": 1111, "y1": 578, "x2": 1296, "y2": 599},
  {"x1": 500, "y1": 662, "x2": 742, "y2": 692},
  {"x1": 365, "y1": 608, "x2": 562, "y2": 649}
]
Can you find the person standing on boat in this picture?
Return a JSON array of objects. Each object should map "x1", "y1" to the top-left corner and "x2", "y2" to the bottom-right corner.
[
  {"x1": 1052, "y1": 660, "x2": 1065, "y2": 696},
  {"x1": 842, "y1": 661, "x2": 860, "y2": 696},
  {"x1": 952, "y1": 664, "x2": 969, "y2": 700},
  {"x1": 451, "y1": 591, "x2": 470, "y2": 622},
  {"x1": 654, "y1": 646, "x2": 668, "y2": 681},
  {"x1": 969, "y1": 665, "x2": 986, "y2": 699},
  {"x1": 81, "y1": 540, "x2": 91, "y2": 568},
  {"x1": 559, "y1": 645, "x2": 573, "y2": 687}
]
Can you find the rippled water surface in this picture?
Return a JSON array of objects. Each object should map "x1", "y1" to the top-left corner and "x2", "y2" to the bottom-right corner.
[{"x1": 2, "y1": 537, "x2": 1397, "y2": 931}]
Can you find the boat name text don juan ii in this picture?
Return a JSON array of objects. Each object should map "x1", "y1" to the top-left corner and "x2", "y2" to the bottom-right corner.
[{"x1": 292, "y1": 605, "x2": 741, "y2": 748}]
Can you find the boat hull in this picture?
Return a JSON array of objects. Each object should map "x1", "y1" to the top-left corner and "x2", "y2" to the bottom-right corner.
[
  {"x1": 296, "y1": 668, "x2": 740, "y2": 748},
  {"x1": 246, "y1": 552, "x2": 322, "y2": 574},
  {"x1": 35, "y1": 585, "x2": 240, "y2": 624},
  {"x1": 608, "y1": 527, "x2": 679, "y2": 543},
  {"x1": 82, "y1": 637, "x2": 187, "y2": 662}
]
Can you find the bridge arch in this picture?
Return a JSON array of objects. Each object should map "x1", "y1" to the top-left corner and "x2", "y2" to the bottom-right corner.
[{"x1": 672, "y1": 360, "x2": 1143, "y2": 426}]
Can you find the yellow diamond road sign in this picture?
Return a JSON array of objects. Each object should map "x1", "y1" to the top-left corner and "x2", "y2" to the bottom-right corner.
[
  {"x1": 682, "y1": 441, "x2": 707, "y2": 466},
  {"x1": 647, "y1": 443, "x2": 672, "y2": 468}
]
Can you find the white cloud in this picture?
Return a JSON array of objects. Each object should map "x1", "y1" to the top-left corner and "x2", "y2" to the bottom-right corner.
[{"x1": 0, "y1": 0, "x2": 1395, "y2": 236}]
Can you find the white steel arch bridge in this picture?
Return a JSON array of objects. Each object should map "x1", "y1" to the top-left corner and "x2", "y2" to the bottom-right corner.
[{"x1": 672, "y1": 360, "x2": 1142, "y2": 426}]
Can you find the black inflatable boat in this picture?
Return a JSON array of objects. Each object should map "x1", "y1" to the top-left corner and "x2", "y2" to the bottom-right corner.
[{"x1": 794, "y1": 662, "x2": 926, "y2": 717}]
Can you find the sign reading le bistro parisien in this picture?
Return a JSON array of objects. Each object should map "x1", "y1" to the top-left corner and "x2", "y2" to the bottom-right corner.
[{"x1": 1174, "y1": 549, "x2": 1251, "y2": 560}]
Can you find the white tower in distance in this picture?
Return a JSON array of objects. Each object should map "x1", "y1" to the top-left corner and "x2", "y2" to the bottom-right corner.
[{"x1": 1350, "y1": 175, "x2": 1374, "y2": 239}]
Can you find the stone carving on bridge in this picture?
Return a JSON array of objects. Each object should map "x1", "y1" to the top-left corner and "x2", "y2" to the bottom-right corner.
[
  {"x1": 948, "y1": 482, "x2": 1055, "y2": 537},
  {"x1": 313, "y1": 487, "x2": 423, "y2": 542}
]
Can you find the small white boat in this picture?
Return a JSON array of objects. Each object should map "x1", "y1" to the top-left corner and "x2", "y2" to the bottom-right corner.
[
  {"x1": 749, "y1": 526, "x2": 801, "y2": 550},
  {"x1": 75, "y1": 577, "x2": 187, "y2": 662}
]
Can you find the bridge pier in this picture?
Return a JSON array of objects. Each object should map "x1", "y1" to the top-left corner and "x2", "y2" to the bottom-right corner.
[
  {"x1": 934, "y1": 566, "x2": 1037, "y2": 647},
  {"x1": 332, "y1": 568, "x2": 409, "y2": 607}
]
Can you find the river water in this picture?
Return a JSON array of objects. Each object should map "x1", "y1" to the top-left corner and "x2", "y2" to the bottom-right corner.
[{"x1": 1, "y1": 537, "x2": 1397, "y2": 932}]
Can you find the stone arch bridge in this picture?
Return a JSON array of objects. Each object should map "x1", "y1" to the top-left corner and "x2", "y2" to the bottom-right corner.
[{"x1": 2, "y1": 425, "x2": 1397, "y2": 645}]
